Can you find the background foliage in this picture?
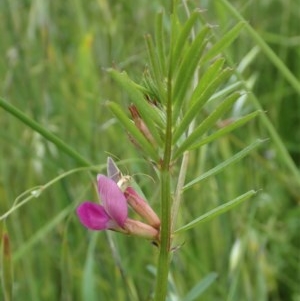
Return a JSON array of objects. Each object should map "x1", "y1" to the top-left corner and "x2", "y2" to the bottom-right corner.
[{"x1": 1, "y1": 0, "x2": 299, "y2": 300}]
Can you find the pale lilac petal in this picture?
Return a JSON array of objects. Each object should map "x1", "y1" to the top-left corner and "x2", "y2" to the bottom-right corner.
[
  {"x1": 76, "y1": 202, "x2": 111, "y2": 230},
  {"x1": 97, "y1": 174, "x2": 128, "y2": 227},
  {"x1": 107, "y1": 157, "x2": 121, "y2": 182}
]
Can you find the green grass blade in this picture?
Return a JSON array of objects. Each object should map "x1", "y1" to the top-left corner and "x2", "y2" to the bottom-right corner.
[
  {"x1": 0, "y1": 97, "x2": 91, "y2": 166},
  {"x1": 220, "y1": 0, "x2": 300, "y2": 97},
  {"x1": 81, "y1": 233, "x2": 99, "y2": 301},
  {"x1": 201, "y1": 22, "x2": 244, "y2": 63},
  {"x1": 175, "y1": 190, "x2": 257, "y2": 233},
  {"x1": 182, "y1": 272, "x2": 218, "y2": 301},
  {"x1": 183, "y1": 139, "x2": 265, "y2": 191},
  {"x1": 107, "y1": 101, "x2": 160, "y2": 161},
  {"x1": 173, "y1": 66, "x2": 232, "y2": 144},
  {"x1": 13, "y1": 205, "x2": 73, "y2": 261},
  {"x1": 173, "y1": 92, "x2": 240, "y2": 159},
  {"x1": 189, "y1": 111, "x2": 261, "y2": 151}
]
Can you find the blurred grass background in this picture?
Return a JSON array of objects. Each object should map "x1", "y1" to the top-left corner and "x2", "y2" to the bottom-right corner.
[{"x1": 0, "y1": 0, "x2": 299, "y2": 300}]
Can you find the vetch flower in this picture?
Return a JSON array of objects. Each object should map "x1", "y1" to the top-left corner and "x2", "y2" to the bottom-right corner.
[
  {"x1": 76, "y1": 173, "x2": 160, "y2": 240},
  {"x1": 76, "y1": 175, "x2": 127, "y2": 231},
  {"x1": 107, "y1": 157, "x2": 161, "y2": 229}
]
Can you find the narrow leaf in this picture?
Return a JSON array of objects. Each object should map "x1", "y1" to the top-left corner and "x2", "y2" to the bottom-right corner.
[
  {"x1": 173, "y1": 25, "x2": 210, "y2": 109},
  {"x1": 173, "y1": 66, "x2": 232, "y2": 143},
  {"x1": 107, "y1": 101, "x2": 160, "y2": 161},
  {"x1": 175, "y1": 190, "x2": 257, "y2": 233},
  {"x1": 189, "y1": 57, "x2": 226, "y2": 106},
  {"x1": 174, "y1": 92, "x2": 240, "y2": 159},
  {"x1": 145, "y1": 34, "x2": 165, "y2": 98},
  {"x1": 208, "y1": 81, "x2": 242, "y2": 103},
  {"x1": 155, "y1": 12, "x2": 167, "y2": 76},
  {"x1": 189, "y1": 111, "x2": 261, "y2": 151},
  {"x1": 172, "y1": 10, "x2": 202, "y2": 67},
  {"x1": 183, "y1": 139, "x2": 265, "y2": 191},
  {"x1": 108, "y1": 69, "x2": 164, "y2": 145},
  {"x1": 201, "y1": 22, "x2": 244, "y2": 63}
]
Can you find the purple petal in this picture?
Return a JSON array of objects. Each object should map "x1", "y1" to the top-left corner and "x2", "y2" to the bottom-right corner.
[
  {"x1": 97, "y1": 174, "x2": 128, "y2": 227},
  {"x1": 76, "y1": 202, "x2": 111, "y2": 230}
]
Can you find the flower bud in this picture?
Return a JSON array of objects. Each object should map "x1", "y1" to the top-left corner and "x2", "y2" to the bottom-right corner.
[
  {"x1": 128, "y1": 105, "x2": 156, "y2": 145},
  {"x1": 123, "y1": 218, "x2": 159, "y2": 240},
  {"x1": 125, "y1": 187, "x2": 161, "y2": 229}
]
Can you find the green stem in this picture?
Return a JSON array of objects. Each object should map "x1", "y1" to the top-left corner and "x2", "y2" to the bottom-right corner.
[
  {"x1": 0, "y1": 97, "x2": 91, "y2": 167},
  {"x1": 154, "y1": 39, "x2": 173, "y2": 301},
  {"x1": 154, "y1": 170, "x2": 171, "y2": 301}
]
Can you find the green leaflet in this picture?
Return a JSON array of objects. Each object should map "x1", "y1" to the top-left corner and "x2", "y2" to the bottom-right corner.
[
  {"x1": 155, "y1": 11, "x2": 167, "y2": 78},
  {"x1": 108, "y1": 69, "x2": 164, "y2": 146},
  {"x1": 173, "y1": 92, "x2": 241, "y2": 159},
  {"x1": 145, "y1": 34, "x2": 165, "y2": 98},
  {"x1": 173, "y1": 66, "x2": 232, "y2": 144},
  {"x1": 172, "y1": 10, "x2": 202, "y2": 69},
  {"x1": 189, "y1": 57, "x2": 226, "y2": 107},
  {"x1": 188, "y1": 111, "x2": 261, "y2": 151},
  {"x1": 174, "y1": 190, "x2": 257, "y2": 233},
  {"x1": 106, "y1": 101, "x2": 160, "y2": 161},
  {"x1": 183, "y1": 139, "x2": 265, "y2": 191},
  {"x1": 201, "y1": 22, "x2": 245, "y2": 63},
  {"x1": 172, "y1": 25, "x2": 210, "y2": 120}
]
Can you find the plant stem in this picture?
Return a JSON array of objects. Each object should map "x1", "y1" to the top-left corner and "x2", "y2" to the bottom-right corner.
[
  {"x1": 154, "y1": 46, "x2": 173, "y2": 301},
  {"x1": 154, "y1": 170, "x2": 171, "y2": 301}
]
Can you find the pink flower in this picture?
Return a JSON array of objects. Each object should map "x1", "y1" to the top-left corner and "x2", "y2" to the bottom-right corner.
[
  {"x1": 76, "y1": 168, "x2": 160, "y2": 240},
  {"x1": 107, "y1": 157, "x2": 160, "y2": 229},
  {"x1": 76, "y1": 175, "x2": 127, "y2": 231}
]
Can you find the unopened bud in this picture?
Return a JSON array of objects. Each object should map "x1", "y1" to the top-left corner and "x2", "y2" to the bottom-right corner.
[
  {"x1": 125, "y1": 187, "x2": 161, "y2": 229},
  {"x1": 123, "y1": 218, "x2": 159, "y2": 240},
  {"x1": 128, "y1": 105, "x2": 156, "y2": 145}
]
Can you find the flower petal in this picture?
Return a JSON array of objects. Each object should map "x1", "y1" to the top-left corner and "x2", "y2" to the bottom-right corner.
[
  {"x1": 107, "y1": 157, "x2": 122, "y2": 182},
  {"x1": 76, "y1": 202, "x2": 111, "y2": 230},
  {"x1": 97, "y1": 175, "x2": 128, "y2": 227}
]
